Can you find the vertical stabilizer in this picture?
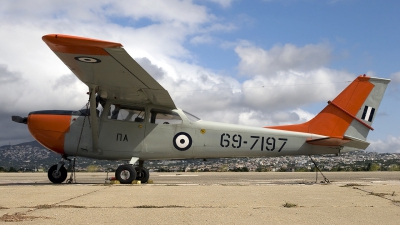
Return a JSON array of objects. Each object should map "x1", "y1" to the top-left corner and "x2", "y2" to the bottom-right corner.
[{"x1": 266, "y1": 75, "x2": 390, "y2": 145}]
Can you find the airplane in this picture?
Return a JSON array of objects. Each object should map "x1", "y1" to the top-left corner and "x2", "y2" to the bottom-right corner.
[{"x1": 12, "y1": 34, "x2": 390, "y2": 184}]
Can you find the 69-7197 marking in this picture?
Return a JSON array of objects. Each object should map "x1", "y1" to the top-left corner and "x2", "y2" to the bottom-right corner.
[{"x1": 220, "y1": 133, "x2": 288, "y2": 152}]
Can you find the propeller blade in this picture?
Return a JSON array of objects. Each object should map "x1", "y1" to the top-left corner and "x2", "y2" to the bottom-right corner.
[{"x1": 12, "y1": 116, "x2": 28, "y2": 124}]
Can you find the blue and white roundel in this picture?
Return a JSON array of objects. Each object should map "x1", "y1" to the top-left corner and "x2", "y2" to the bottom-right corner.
[
  {"x1": 173, "y1": 132, "x2": 192, "y2": 151},
  {"x1": 74, "y1": 56, "x2": 101, "y2": 63}
]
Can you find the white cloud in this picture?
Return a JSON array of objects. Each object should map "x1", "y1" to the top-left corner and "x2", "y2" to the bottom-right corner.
[
  {"x1": 108, "y1": 0, "x2": 211, "y2": 26},
  {"x1": 0, "y1": 0, "x2": 361, "y2": 146},
  {"x1": 190, "y1": 34, "x2": 214, "y2": 44},
  {"x1": 368, "y1": 136, "x2": 400, "y2": 153},
  {"x1": 291, "y1": 108, "x2": 315, "y2": 122},
  {"x1": 390, "y1": 71, "x2": 400, "y2": 84},
  {"x1": 235, "y1": 42, "x2": 332, "y2": 76},
  {"x1": 232, "y1": 41, "x2": 353, "y2": 113},
  {"x1": 0, "y1": 0, "x2": 222, "y2": 145},
  {"x1": 135, "y1": 57, "x2": 166, "y2": 80},
  {"x1": 365, "y1": 70, "x2": 376, "y2": 77},
  {"x1": 241, "y1": 68, "x2": 353, "y2": 111},
  {"x1": 0, "y1": 64, "x2": 21, "y2": 84},
  {"x1": 389, "y1": 71, "x2": 400, "y2": 94},
  {"x1": 2, "y1": 0, "x2": 211, "y2": 26},
  {"x1": 238, "y1": 111, "x2": 272, "y2": 127},
  {"x1": 206, "y1": 0, "x2": 235, "y2": 8}
]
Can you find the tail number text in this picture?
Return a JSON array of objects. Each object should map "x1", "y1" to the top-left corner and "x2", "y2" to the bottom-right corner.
[{"x1": 220, "y1": 133, "x2": 288, "y2": 152}]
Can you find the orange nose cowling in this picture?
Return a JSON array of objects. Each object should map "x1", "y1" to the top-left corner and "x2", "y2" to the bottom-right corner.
[{"x1": 28, "y1": 114, "x2": 71, "y2": 154}]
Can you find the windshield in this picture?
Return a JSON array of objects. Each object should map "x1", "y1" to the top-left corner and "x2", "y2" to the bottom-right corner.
[
  {"x1": 183, "y1": 110, "x2": 201, "y2": 122},
  {"x1": 78, "y1": 103, "x2": 90, "y2": 116}
]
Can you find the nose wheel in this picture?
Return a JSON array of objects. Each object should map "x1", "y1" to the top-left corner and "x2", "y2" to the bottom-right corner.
[{"x1": 48, "y1": 164, "x2": 68, "y2": 183}]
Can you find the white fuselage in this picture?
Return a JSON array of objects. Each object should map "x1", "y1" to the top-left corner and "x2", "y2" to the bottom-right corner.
[{"x1": 63, "y1": 103, "x2": 340, "y2": 161}]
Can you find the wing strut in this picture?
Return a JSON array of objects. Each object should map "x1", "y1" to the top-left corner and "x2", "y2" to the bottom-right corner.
[{"x1": 89, "y1": 88, "x2": 99, "y2": 153}]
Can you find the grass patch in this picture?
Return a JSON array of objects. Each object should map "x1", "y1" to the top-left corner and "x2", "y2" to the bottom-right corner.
[
  {"x1": 35, "y1": 204, "x2": 53, "y2": 209},
  {"x1": 0, "y1": 212, "x2": 51, "y2": 222},
  {"x1": 392, "y1": 200, "x2": 400, "y2": 207},
  {"x1": 341, "y1": 183, "x2": 365, "y2": 187},
  {"x1": 282, "y1": 202, "x2": 298, "y2": 208},
  {"x1": 369, "y1": 192, "x2": 388, "y2": 197},
  {"x1": 135, "y1": 205, "x2": 185, "y2": 208},
  {"x1": 34, "y1": 204, "x2": 85, "y2": 209}
]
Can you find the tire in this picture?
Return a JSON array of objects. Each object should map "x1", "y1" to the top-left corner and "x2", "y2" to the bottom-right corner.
[
  {"x1": 48, "y1": 165, "x2": 67, "y2": 184},
  {"x1": 135, "y1": 167, "x2": 150, "y2": 183},
  {"x1": 115, "y1": 165, "x2": 136, "y2": 184}
]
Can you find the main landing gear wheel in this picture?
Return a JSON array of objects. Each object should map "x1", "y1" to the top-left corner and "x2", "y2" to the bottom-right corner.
[
  {"x1": 48, "y1": 165, "x2": 67, "y2": 184},
  {"x1": 116, "y1": 165, "x2": 137, "y2": 184},
  {"x1": 135, "y1": 167, "x2": 150, "y2": 183}
]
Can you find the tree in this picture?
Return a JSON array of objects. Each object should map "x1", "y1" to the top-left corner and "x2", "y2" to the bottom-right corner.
[
  {"x1": 8, "y1": 167, "x2": 17, "y2": 172},
  {"x1": 366, "y1": 163, "x2": 380, "y2": 171},
  {"x1": 388, "y1": 164, "x2": 400, "y2": 171},
  {"x1": 86, "y1": 165, "x2": 99, "y2": 172},
  {"x1": 218, "y1": 165, "x2": 229, "y2": 172}
]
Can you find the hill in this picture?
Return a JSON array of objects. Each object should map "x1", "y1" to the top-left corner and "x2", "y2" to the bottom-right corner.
[{"x1": 0, "y1": 141, "x2": 121, "y2": 171}]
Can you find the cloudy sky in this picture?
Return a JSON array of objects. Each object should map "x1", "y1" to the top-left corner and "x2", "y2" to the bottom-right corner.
[{"x1": 1, "y1": 0, "x2": 399, "y2": 153}]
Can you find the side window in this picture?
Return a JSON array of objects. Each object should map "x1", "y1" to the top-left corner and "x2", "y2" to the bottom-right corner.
[
  {"x1": 149, "y1": 109, "x2": 182, "y2": 125},
  {"x1": 108, "y1": 104, "x2": 145, "y2": 122}
]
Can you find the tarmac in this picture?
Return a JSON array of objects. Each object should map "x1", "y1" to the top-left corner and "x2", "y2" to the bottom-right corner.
[{"x1": 0, "y1": 172, "x2": 399, "y2": 224}]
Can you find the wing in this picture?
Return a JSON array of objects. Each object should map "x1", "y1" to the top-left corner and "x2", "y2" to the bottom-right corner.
[{"x1": 42, "y1": 34, "x2": 176, "y2": 109}]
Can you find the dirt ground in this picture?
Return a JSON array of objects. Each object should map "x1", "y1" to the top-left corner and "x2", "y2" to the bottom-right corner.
[{"x1": 0, "y1": 172, "x2": 399, "y2": 224}]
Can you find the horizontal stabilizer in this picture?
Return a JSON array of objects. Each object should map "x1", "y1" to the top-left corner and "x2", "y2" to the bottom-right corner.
[
  {"x1": 306, "y1": 137, "x2": 350, "y2": 146},
  {"x1": 306, "y1": 135, "x2": 370, "y2": 150},
  {"x1": 342, "y1": 135, "x2": 370, "y2": 149}
]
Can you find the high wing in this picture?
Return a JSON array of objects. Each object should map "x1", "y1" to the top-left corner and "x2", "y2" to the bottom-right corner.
[{"x1": 42, "y1": 34, "x2": 176, "y2": 109}]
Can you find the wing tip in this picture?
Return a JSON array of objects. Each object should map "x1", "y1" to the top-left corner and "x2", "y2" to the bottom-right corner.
[
  {"x1": 42, "y1": 34, "x2": 123, "y2": 55},
  {"x1": 43, "y1": 34, "x2": 122, "y2": 47}
]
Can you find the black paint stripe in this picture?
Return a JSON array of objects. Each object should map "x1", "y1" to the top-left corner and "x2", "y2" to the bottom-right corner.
[
  {"x1": 361, "y1": 106, "x2": 369, "y2": 120},
  {"x1": 368, "y1": 108, "x2": 375, "y2": 122}
]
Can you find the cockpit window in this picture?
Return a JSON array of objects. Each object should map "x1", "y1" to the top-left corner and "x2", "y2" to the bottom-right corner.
[
  {"x1": 183, "y1": 110, "x2": 201, "y2": 122},
  {"x1": 108, "y1": 104, "x2": 145, "y2": 122},
  {"x1": 150, "y1": 109, "x2": 182, "y2": 125},
  {"x1": 77, "y1": 95, "x2": 107, "y2": 117}
]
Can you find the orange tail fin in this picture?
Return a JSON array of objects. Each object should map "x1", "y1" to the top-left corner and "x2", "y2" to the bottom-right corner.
[{"x1": 266, "y1": 75, "x2": 390, "y2": 144}]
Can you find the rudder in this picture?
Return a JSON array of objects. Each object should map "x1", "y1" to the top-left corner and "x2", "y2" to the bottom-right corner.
[{"x1": 344, "y1": 77, "x2": 390, "y2": 141}]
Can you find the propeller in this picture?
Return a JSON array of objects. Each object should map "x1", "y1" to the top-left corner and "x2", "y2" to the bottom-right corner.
[{"x1": 12, "y1": 116, "x2": 28, "y2": 124}]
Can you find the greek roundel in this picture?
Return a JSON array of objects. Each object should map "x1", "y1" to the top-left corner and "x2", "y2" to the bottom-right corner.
[{"x1": 173, "y1": 132, "x2": 192, "y2": 151}]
